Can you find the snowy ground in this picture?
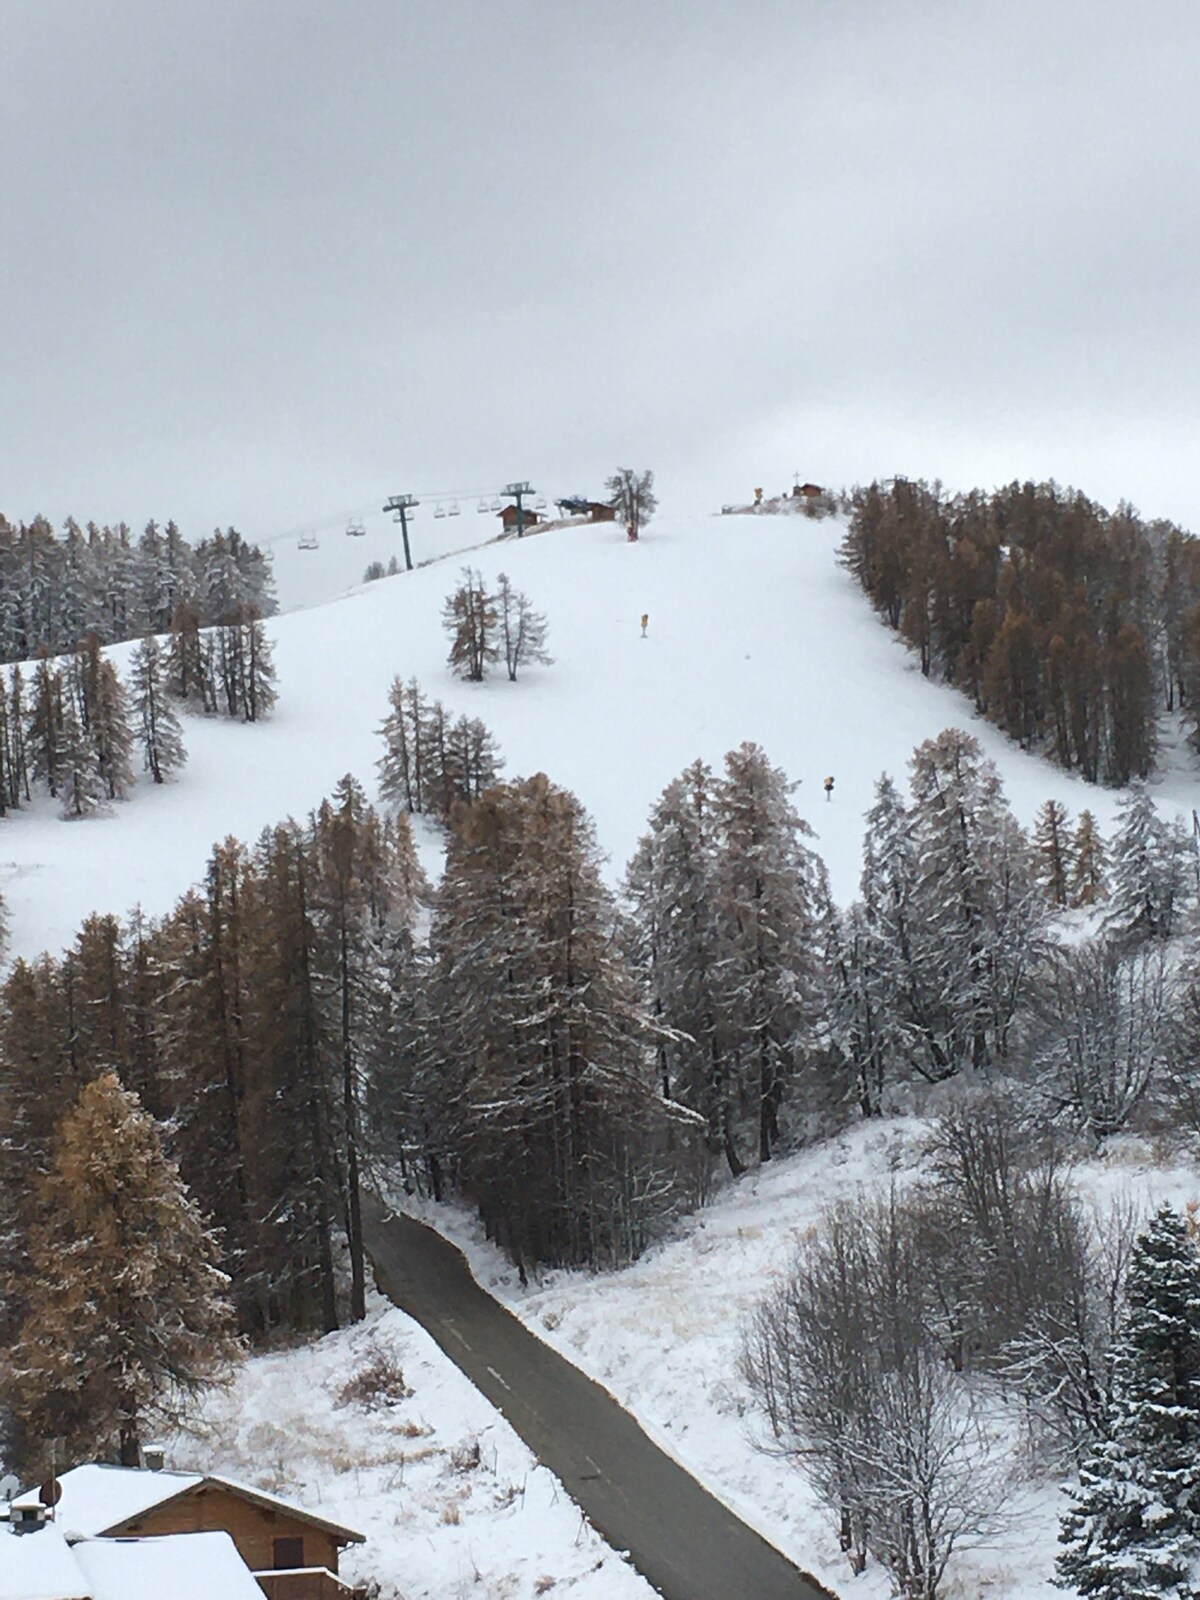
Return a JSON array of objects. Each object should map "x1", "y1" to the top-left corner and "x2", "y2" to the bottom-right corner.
[
  {"x1": 173, "y1": 1295, "x2": 656, "y2": 1600},
  {"x1": 5, "y1": 508, "x2": 1194, "y2": 962},
  {"x1": 397, "y1": 1120, "x2": 1200, "y2": 1600}
]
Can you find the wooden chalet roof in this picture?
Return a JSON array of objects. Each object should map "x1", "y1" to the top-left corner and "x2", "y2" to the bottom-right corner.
[{"x1": 13, "y1": 1466, "x2": 365, "y2": 1547}]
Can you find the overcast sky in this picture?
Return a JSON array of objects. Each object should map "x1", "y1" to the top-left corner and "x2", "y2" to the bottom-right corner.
[{"x1": 4, "y1": 1, "x2": 1200, "y2": 544}]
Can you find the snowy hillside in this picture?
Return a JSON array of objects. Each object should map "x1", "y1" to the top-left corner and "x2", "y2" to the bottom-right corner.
[
  {"x1": 6, "y1": 507, "x2": 1194, "y2": 963},
  {"x1": 401, "y1": 1120, "x2": 1200, "y2": 1600}
]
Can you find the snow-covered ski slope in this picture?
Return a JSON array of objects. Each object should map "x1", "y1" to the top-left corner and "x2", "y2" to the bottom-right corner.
[{"x1": 5, "y1": 509, "x2": 1198, "y2": 962}]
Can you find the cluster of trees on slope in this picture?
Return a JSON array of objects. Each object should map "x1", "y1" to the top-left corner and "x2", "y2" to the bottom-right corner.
[
  {"x1": 5, "y1": 705, "x2": 1199, "y2": 1488},
  {"x1": 841, "y1": 479, "x2": 1200, "y2": 783},
  {"x1": 833, "y1": 734, "x2": 1199, "y2": 1130},
  {"x1": 0, "y1": 768, "x2": 702, "y2": 1470},
  {"x1": 0, "y1": 636, "x2": 185, "y2": 821},
  {"x1": 442, "y1": 569, "x2": 550, "y2": 682},
  {"x1": 0, "y1": 516, "x2": 275, "y2": 664},
  {"x1": 0, "y1": 613, "x2": 276, "y2": 826},
  {"x1": 377, "y1": 676, "x2": 503, "y2": 818},
  {"x1": 0, "y1": 777, "x2": 426, "y2": 1475},
  {"x1": 743, "y1": 1104, "x2": 1200, "y2": 1600}
]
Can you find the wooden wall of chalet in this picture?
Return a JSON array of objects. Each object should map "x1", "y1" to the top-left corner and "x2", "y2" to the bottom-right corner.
[{"x1": 118, "y1": 1486, "x2": 344, "y2": 1575}]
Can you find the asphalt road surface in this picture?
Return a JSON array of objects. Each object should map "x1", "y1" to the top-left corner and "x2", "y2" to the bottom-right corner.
[{"x1": 363, "y1": 1198, "x2": 837, "y2": 1600}]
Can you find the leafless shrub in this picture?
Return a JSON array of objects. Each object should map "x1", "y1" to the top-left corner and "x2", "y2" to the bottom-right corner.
[
  {"x1": 450, "y1": 1437, "x2": 482, "y2": 1474},
  {"x1": 1033, "y1": 938, "x2": 1176, "y2": 1139},
  {"x1": 742, "y1": 1193, "x2": 1011, "y2": 1599},
  {"x1": 1000, "y1": 1190, "x2": 1142, "y2": 1468},
  {"x1": 336, "y1": 1336, "x2": 413, "y2": 1411},
  {"x1": 918, "y1": 1086, "x2": 1087, "y2": 1369}
]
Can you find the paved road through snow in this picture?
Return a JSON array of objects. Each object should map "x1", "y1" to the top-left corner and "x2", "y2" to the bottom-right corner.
[{"x1": 363, "y1": 1198, "x2": 837, "y2": 1600}]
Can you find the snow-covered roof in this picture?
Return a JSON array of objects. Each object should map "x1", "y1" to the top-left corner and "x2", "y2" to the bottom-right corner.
[
  {"x1": 12, "y1": 1469, "x2": 204, "y2": 1539},
  {"x1": 0, "y1": 1526, "x2": 89, "y2": 1600},
  {"x1": 75, "y1": 1531, "x2": 264, "y2": 1600},
  {"x1": 0, "y1": 1526, "x2": 263, "y2": 1600},
  {"x1": 12, "y1": 1465, "x2": 363, "y2": 1544}
]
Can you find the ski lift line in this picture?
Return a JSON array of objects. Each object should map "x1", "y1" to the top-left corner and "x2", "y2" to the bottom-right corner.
[{"x1": 257, "y1": 482, "x2": 551, "y2": 549}]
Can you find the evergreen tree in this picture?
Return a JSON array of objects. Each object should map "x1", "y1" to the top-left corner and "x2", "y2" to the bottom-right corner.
[
  {"x1": 853, "y1": 771, "x2": 937, "y2": 1088},
  {"x1": 216, "y1": 609, "x2": 277, "y2": 721},
  {"x1": 28, "y1": 657, "x2": 65, "y2": 797},
  {"x1": 57, "y1": 697, "x2": 105, "y2": 819},
  {"x1": 1036, "y1": 799, "x2": 1074, "y2": 908},
  {"x1": 625, "y1": 761, "x2": 732, "y2": 1156},
  {"x1": 430, "y1": 775, "x2": 688, "y2": 1270},
  {"x1": 81, "y1": 639, "x2": 136, "y2": 800},
  {"x1": 167, "y1": 598, "x2": 211, "y2": 709},
  {"x1": 1106, "y1": 788, "x2": 1191, "y2": 943},
  {"x1": 1072, "y1": 811, "x2": 1110, "y2": 907},
  {"x1": 6, "y1": 1073, "x2": 239, "y2": 1470},
  {"x1": 130, "y1": 632, "x2": 187, "y2": 782},
  {"x1": 377, "y1": 675, "x2": 418, "y2": 812},
  {"x1": 443, "y1": 567, "x2": 499, "y2": 681},
  {"x1": 907, "y1": 729, "x2": 1045, "y2": 1074},
  {"x1": 712, "y1": 743, "x2": 832, "y2": 1165},
  {"x1": 8, "y1": 666, "x2": 30, "y2": 807},
  {"x1": 238, "y1": 822, "x2": 345, "y2": 1332},
  {"x1": 377, "y1": 676, "x2": 502, "y2": 819},
  {"x1": 309, "y1": 775, "x2": 424, "y2": 1321},
  {"x1": 1057, "y1": 1206, "x2": 1200, "y2": 1599}
]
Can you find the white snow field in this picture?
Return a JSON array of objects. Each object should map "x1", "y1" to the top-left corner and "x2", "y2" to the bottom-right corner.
[
  {"x1": 173, "y1": 1295, "x2": 656, "y2": 1600},
  {"x1": 5, "y1": 506, "x2": 1194, "y2": 963}
]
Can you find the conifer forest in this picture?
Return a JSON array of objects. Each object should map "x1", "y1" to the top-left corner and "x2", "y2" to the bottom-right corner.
[{"x1": 842, "y1": 479, "x2": 1200, "y2": 784}]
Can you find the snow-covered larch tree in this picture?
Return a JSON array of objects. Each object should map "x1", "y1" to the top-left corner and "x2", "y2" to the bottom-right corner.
[
  {"x1": 443, "y1": 567, "x2": 499, "y2": 681},
  {"x1": 85, "y1": 643, "x2": 137, "y2": 800},
  {"x1": 625, "y1": 760, "x2": 730, "y2": 1141},
  {"x1": 430, "y1": 774, "x2": 690, "y2": 1271},
  {"x1": 712, "y1": 742, "x2": 832, "y2": 1167},
  {"x1": 57, "y1": 696, "x2": 105, "y2": 819},
  {"x1": 130, "y1": 632, "x2": 187, "y2": 783},
  {"x1": 1035, "y1": 798, "x2": 1073, "y2": 909},
  {"x1": 496, "y1": 572, "x2": 551, "y2": 681},
  {"x1": 6, "y1": 1073, "x2": 239, "y2": 1470},
  {"x1": 1071, "y1": 810, "x2": 1109, "y2": 907}
]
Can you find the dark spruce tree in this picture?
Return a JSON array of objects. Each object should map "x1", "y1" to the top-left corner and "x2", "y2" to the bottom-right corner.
[{"x1": 1056, "y1": 1205, "x2": 1200, "y2": 1599}]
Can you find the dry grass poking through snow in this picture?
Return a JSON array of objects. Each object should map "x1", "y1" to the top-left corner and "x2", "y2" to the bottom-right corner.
[{"x1": 172, "y1": 1298, "x2": 655, "y2": 1600}]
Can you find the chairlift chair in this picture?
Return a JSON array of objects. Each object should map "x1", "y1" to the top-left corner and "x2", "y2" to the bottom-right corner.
[
  {"x1": 534, "y1": 495, "x2": 547, "y2": 512},
  {"x1": 298, "y1": 533, "x2": 319, "y2": 551},
  {"x1": 346, "y1": 517, "x2": 366, "y2": 538},
  {"x1": 476, "y1": 498, "x2": 489, "y2": 514},
  {"x1": 489, "y1": 496, "x2": 501, "y2": 511},
  {"x1": 448, "y1": 500, "x2": 461, "y2": 516},
  {"x1": 434, "y1": 502, "x2": 446, "y2": 519}
]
